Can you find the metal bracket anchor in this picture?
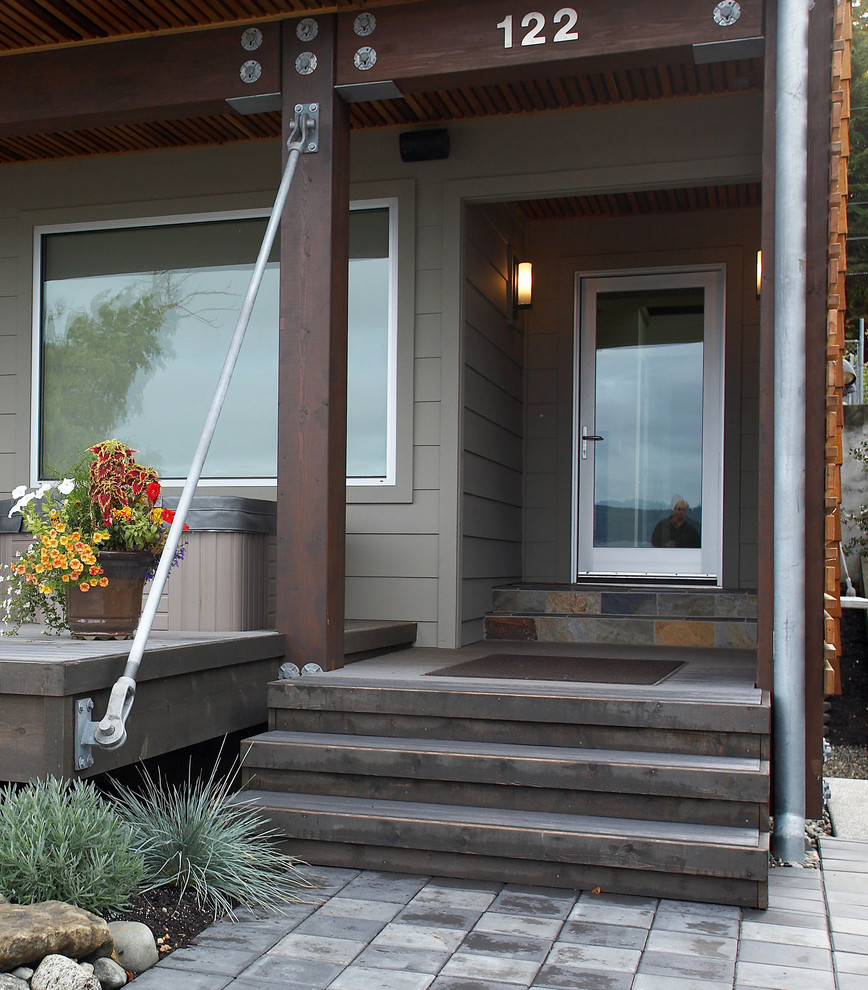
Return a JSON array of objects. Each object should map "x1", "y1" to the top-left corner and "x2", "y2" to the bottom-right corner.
[
  {"x1": 75, "y1": 698, "x2": 96, "y2": 771},
  {"x1": 74, "y1": 676, "x2": 137, "y2": 771},
  {"x1": 293, "y1": 103, "x2": 319, "y2": 153}
]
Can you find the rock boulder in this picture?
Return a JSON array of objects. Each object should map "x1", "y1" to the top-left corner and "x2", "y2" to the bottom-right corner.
[
  {"x1": 31, "y1": 954, "x2": 101, "y2": 990},
  {"x1": 106, "y1": 921, "x2": 157, "y2": 974},
  {"x1": 0, "y1": 903, "x2": 112, "y2": 971}
]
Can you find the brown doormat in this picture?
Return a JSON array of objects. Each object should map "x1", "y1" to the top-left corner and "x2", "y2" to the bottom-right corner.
[{"x1": 425, "y1": 654, "x2": 684, "y2": 684}]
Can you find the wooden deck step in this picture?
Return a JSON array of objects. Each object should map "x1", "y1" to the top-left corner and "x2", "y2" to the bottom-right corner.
[
  {"x1": 245, "y1": 788, "x2": 769, "y2": 907},
  {"x1": 242, "y1": 730, "x2": 768, "y2": 826},
  {"x1": 267, "y1": 677, "x2": 770, "y2": 758},
  {"x1": 247, "y1": 670, "x2": 769, "y2": 906}
]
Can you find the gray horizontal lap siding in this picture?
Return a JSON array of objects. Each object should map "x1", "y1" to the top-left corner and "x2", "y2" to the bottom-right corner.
[{"x1": 461, "y1": 204, "x2": 524, "y2": 645}]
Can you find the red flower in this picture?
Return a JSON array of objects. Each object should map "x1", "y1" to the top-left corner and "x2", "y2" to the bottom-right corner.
[
  {"x1": 146, "y1": 482, "x2": 161, "y2": 503},
  {"x1": 161, "y1": 509, "x2": 188, "y2": 531}
]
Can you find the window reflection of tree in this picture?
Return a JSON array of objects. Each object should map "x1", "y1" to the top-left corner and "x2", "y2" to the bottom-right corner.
[{"x1": 41, "y1": 272, "x2": 215, "y2": 474}]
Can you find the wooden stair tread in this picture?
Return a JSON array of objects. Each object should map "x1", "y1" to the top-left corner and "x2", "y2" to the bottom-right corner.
[
  {"x1": 244, "y1": 789, "x2": 767, "y2": 879},
  {"x1": 246, "y1": 789, "x2": 764, "y2": 845},
  {"x1": 246, "y1": 729, "x2": 766, "y2": 773},
  {"x1": 268, "y1": 678, "x2": 768, "y2": 732}
]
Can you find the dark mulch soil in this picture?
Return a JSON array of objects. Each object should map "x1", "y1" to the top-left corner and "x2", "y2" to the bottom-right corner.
[
  {"x1": 826, "y1": 609, "x2": 868, "y2": 777},
  {"x1": 106, "y1": 888, "x2": 217, "y2": 957}
]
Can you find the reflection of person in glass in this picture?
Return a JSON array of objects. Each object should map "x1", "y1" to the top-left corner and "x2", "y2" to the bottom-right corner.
[{"x1": 651, "y1": 496, "x2": 701, "y2": 548}]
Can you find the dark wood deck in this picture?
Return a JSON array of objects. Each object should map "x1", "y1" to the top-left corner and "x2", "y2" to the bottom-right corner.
[
  {"x1": 0, "y1": 626, "x2": 286, "y2": 781},
  {"x1": 0, "y1": 618, "x2": 418, "y2": 781}
]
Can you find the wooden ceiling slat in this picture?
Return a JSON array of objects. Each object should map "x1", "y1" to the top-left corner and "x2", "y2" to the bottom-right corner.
[
  {"x1": 512, "y1": 183, "x2": 761, "y2": 222},
  {"x1": 461, "y1": 88, "x2": 488, "y2": 117},
  {"x1": 0, "y1": 9, "x2": 53, "y2": 48},
  {"x1": 27, "y1": 0, "x2": 105, "y2": 36},
  {"x1": 122, "y1": 0, "x2": 175, "y2": 30},
  {"x1": 645, "y1": 67, "x2": 662, "y2": 101},
  {"x1": 7, "y1": 1, "x2": 72, "y2": 44},
  {"x1": 480, "y1": 85, "x2": 510, "y2": 115},
  {"x1": 616, "y1": 70, "x2": 635, "y2": 103},
  {"x1": 631, "y1": 68, "x2": 649, "y2": 102},
  {"x1": 65, "y1": 0, "x2": 135, "y2": 34},
  {"x1": 657, "y1": 65, "x2": 674, "y2": 99},
  {"x1": 549, "y1": 76, "x2": 571, "y2": 108}
]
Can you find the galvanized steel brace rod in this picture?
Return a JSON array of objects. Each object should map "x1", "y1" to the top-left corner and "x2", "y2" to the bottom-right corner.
[{"x1": 81, "y1": 107, "x2": 318, "y2": 757}]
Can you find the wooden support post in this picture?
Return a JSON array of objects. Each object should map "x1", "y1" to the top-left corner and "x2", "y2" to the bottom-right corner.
[{"x1": 276, "y1": 15, "x2": 349, "y2": 670}]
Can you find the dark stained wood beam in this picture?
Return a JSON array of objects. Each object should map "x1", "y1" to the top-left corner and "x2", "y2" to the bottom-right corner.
[
  {"x1": 275, "y1": 15, "x2": 349, "y2": 671},
  {"x1": 335, "y1": 0, "x2": 764, "y2": 89},
  {"x1": 0, "y1": 22, "x2": 281, "y2": 137}
]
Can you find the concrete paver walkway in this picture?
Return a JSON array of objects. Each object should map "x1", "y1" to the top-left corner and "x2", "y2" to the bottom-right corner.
[{"x1": 128, "y1": 838, "x2": 868, "y2": 990}]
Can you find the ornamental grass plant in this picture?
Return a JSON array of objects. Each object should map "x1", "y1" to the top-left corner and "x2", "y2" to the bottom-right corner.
[
  {"x1": 2, "y1": 439, "x2": 187, "y2": 634},
  {"x1": 110, "y1": 755, "x2": 310, "y2": 921},
  {"x1": 0, "y1": 777, "x2": 147, "y2": 915}
]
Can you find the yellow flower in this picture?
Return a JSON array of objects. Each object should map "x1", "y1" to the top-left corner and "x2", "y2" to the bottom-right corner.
[
  {"x1": 98, "y1": 577, "x2": 108, "y2": 587},
  {"x1": 78, "y1": 582, "x2": 90, "y2": 592}
]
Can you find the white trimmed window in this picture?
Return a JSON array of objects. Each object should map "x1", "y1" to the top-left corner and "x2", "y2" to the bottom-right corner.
[{"x1": 34, "y1": 200, "x2": 403, "y2": 489}]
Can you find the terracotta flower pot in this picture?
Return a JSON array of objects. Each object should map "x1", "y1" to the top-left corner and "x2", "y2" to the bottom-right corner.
[{"x1": 66, "y1": 551, "x2": 155, "y2": 639}]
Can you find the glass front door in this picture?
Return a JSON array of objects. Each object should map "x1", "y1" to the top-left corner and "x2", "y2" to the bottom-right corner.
[{"x1": 574, "y1": 269, "x2": 723, "y2": 579}]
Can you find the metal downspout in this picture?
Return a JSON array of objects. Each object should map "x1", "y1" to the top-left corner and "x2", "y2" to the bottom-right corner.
[{"x1": 772, "y1": 0, "x2": 810, "y2": 862}]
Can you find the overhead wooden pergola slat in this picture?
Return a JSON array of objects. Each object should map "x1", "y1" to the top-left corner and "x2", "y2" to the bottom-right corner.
[{"x1": 0, "y1": 0, "x2": 390, "y2": 51}]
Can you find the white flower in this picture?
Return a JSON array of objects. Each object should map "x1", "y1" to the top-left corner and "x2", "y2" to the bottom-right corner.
[
  {"x1": 11, "y1": 485, "x2": 26, "y2": 499},
  {"x1": 58, "y1": 478, "x2": 75, "y2": 495},
  {"x1": 9, "y1": 491, "x2": 36, "y2": 516}
]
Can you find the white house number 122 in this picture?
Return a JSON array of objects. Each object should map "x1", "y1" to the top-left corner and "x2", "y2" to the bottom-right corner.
[{"x1": 496, "y1": 9, "x2": 579, "y2": 49}]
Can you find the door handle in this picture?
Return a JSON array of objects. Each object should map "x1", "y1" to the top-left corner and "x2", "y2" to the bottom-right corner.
[{"x1": 581, "y1": 426, "x2": 604, "y2": 459}]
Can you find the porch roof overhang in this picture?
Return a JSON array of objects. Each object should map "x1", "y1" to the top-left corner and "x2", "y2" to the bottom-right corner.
[{"x1": 0, "y1": 0, "x2": 764, "y2": 167}]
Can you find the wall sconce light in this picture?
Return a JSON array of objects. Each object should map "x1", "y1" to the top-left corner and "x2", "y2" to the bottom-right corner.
[
  {"x1": 514, "y1": 260, "x2": 533, "y2": 313},
  {"x1": 756, "y1": 249, "x2": 763, "y2": 299}
]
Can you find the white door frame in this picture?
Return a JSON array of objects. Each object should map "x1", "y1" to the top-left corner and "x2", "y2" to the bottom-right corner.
[{"x1": 571, "y1": 265, "x2": 725, "y2": 582}]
